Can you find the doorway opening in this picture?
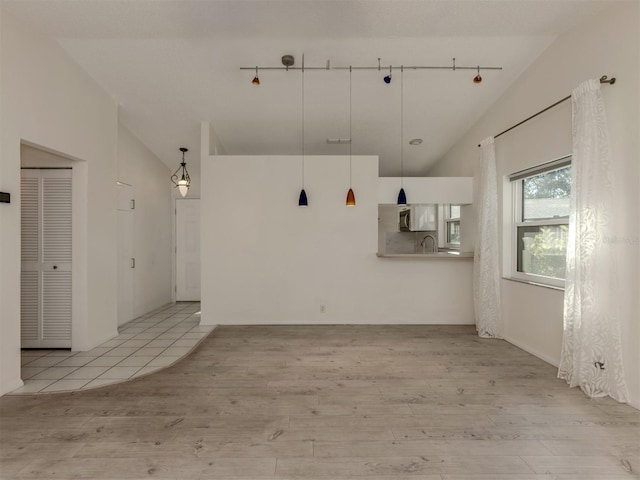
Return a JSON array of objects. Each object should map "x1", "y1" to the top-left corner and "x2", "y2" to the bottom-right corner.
[
  {"x1": 175, "y1": 198, "x2": 201, "y2": 301},
  {"x1": 19, "y1": 142, "x2": 89, "y2": 362}
]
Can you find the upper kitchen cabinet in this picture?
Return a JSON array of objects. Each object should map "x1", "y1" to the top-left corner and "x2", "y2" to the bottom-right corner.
[{"x1": 378, "y1": 177, "x2": 472, "y2": 205}]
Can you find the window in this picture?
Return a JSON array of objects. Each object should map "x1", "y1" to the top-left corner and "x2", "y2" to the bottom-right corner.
[
  {"x1": 445, "y1": 204, "x2": 461, "y2": 248},
  {"x1": 510, "y1": 156, "x2": 571, "y2": 287}
]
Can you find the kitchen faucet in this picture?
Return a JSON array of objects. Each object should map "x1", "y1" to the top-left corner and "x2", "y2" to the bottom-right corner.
[{"x1": 420, "y1": 234, "x2": 437, "y2": 254}]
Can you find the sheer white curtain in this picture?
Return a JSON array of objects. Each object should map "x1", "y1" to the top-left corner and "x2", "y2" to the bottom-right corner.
[
  {"x1": 558, "y1": 79, "x2": 629, "y2": 403},
  {"x1": 473, "y1": 137, "x2": 503, "y2": 338}
]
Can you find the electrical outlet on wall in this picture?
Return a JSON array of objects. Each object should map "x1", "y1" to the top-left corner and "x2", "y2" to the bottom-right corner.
[{"x1": 320, "y1": 305, "x2": 326, "y2": 313}]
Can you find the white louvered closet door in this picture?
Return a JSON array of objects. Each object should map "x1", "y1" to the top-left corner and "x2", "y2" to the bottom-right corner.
[{"x1": 21, "y1": 169, "x2": 72, "y2": 348}]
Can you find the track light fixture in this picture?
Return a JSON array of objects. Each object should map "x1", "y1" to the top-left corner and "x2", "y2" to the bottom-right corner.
[
  {"x1": 281, "y1": 54, "x2": 295, "y2": 69},
  {"x1": 384, "y1": 65, "x2": 392, "y2": 84},
  {"x1": 171, "y1": 148, "x2": 191, "y2": 197},
  {"x1": 242, "y1": 57, "x2": 502, "y2": 79},
  {"x1": 252, "y1": 66, "x2": 260, "y2": 85},
  {"x1": 473, "y1": 66, "x2": 482, "y2": 84}
]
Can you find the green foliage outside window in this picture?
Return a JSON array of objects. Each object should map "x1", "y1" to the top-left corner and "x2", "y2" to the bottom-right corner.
[
  {"x1": 524, "y1": 167, "x2": 571, "y2": 200},
  {"x1": 519, "y1": 225, "x2": 569, "y2": 279}
]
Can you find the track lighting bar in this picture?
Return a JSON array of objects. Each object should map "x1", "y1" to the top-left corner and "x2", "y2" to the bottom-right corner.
[
  {"x1": 241, "y1": 57, "x2": 502, "y2": 72},
  {"x1": 244, "y1": 66, "x2": 331, "y2": 71},
  {"x1": 333, "y1": 65, "x2": 502, "y2": 71}
]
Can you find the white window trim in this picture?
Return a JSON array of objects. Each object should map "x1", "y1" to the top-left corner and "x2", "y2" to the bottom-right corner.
[
  {"x1": 444, "y1": 205, "x2": 461, "y2": 250},
  {"x1": 438, "y1": 204, "x2": 461, "y2": 250},
  {"x1": 505, "y1": 155, "x2": 571, "y2": 289}
]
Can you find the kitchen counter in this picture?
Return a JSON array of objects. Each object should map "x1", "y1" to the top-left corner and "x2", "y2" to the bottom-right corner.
[{"x1": 376, "y1": 251, "x2": 474, "y2": 259}]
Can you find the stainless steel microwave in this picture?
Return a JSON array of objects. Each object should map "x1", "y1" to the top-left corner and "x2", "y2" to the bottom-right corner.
[{"x1": 399, "y1": 205, "x2": 437, "y2": 231}]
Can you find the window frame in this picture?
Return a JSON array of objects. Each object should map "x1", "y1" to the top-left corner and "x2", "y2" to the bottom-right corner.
[
  {"x1": 444, "y1": 204, "x2": 461, "y2": 250},
  {"x1": 508, "y1": 156, "x2": 571, "y2": 289}
]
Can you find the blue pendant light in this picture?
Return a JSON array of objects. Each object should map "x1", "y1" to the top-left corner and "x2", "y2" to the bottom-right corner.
[
  {"x1": 397, "y1": 187, "x2": 407, "y2": 205},
  {"x1": 397, "y1": 66, "x2": 407, "y2": 206},
  {"x1": 298, "y1": 56, "x2": 308, "y2": 207},
  {"x1": 384, "y1": 65, "x2": 392, "y2": 84},
  {"x1": 298, "y1": 188, "x2": 308, "y2": 207}
]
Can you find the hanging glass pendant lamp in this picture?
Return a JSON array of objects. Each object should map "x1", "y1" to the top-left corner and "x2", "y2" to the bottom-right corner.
[
  {"x1": 298, "y1": 188, "x2": 308, "y2": 207},
  {"x1": 298, "y1": 57, "x2": 308, "y2": 207},
  {"x1": 346, "y1": 66, "x2": 356, "y2": 207},
  {"x1": 397, "y1": 187, "x2": 407, "y2": 205},
  {"x1": 346, "y1": 188, "x2": 356, "y2": 206},
  {"x1": 397, "y1": 66, "x2": 407, "y2": 205},
  {"x1": 171, "y1": 147, "x2": 191, "y2": 197}
]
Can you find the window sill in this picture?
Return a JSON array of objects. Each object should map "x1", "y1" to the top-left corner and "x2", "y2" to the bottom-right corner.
[
  {"x1": 377, "y1": 252, "x2": 473, "y2": 259},
  {"x1": 503, "y1": 276, "x2": 565, "y2": 292}
]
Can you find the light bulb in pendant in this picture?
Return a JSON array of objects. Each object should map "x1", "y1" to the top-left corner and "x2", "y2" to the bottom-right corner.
[{"x1": 178, "y1": 180, "x2": 189, "y2": 197}]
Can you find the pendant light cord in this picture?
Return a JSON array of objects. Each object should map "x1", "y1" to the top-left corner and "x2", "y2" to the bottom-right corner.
[
  {"x1": 400, "y1": 66, "x2": 404, "y2": 188},
  {"x1": 349, "y1": 66, "x2": 353, "y2": 188},
  {"x1": 301, "y1": 67, "x2": 305, "y2": 188}
]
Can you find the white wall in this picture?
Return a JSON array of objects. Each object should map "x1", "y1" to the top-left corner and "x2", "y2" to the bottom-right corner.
[
  {"x1": 378, "y1": 177, "x2": 473, "y2": 204},
  {"x1": 0, "y1": 10, "x2": 118, "y2": 394},
  {"x1": 428, "y1": 2, "x2": 640, "y2": 407},
  {"x1": 118, "y1": 124, "x2": 173, "y2": 317},
  {"x1": 201, "y1": 154, "x2": 474, "y2": 326}
]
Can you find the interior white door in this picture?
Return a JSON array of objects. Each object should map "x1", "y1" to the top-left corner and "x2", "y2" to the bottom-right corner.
[
  {"x1": 117, "y1": 184, "x2": 135, "y2": 326},
  {"x1": 21, "y1": 168, "x2": 72, "y2": 348},
  {"x1": 176, "y1": 198, "x2": 200, "y2": 301}
]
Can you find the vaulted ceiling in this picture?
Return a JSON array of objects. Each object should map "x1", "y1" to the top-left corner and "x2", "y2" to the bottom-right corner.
[{"x1": 3, "y1": 0, "x2": 619, "y2": 176}]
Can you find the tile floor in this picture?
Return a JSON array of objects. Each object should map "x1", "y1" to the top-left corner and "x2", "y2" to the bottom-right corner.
[{"x1": 9, "y1": 302, "x2": 212, "y2": 394}]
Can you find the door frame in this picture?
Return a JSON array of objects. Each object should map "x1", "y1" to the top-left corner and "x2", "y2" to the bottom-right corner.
[
  {"x1": 117, "y1": 182, "x2": 135, "y2": 326},
  {"x1": 173, "y1": 196, "x2": 201, "y2": 302},
  {"x1": 20, "y1": 141, "x2": 90, "y2": 351}
]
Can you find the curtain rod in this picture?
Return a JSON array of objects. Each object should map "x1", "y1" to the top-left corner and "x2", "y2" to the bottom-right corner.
[{"x1": 477, "y1": 75, "x2": 616, "y2": 147}]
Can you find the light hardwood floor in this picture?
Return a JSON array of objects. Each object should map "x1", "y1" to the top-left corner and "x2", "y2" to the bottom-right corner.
[{"x1": 1, "y1": 325, "x2": 638, "y2": 479}]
